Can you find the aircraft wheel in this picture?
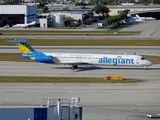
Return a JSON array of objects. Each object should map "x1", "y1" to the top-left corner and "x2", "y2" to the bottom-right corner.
[
  {"x1": 71, "y1": 65, "x2": 78, "y2": 70},
  {"x1": 144, "y1": 66, "x2": 147, "y2": 70},
  {"x1": 74, "y1": 65, "x2": 78, "y2": 69},
  {"x1": 71, "y1": 66, "x2": 74, "y2": 70}
]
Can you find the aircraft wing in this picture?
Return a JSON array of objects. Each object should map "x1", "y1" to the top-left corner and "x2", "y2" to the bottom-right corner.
[
  {"x1": 146, "y1": 17, "x2": 155, "y2": 20},
  {"x1": 52, "y1": 57, "x2": 91, "y2": 65}
]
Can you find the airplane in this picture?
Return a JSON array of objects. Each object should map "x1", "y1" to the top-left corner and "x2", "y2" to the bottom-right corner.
[
  {"x1": 8, "y1": 39, "x2": 152, "y2": 70},
  {"x1": 135, "y1": 14, "x2": 156, "y2": 21},
  {"x1": 12, "y1": 21, "x2": 36, "y2": 28},
  {"x1": 126, "y1": 15, "x2": 145, "y2": 23}
]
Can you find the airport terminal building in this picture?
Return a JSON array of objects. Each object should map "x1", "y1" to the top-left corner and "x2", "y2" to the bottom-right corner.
[{"x1": 0, "y1": 97, "x2": 83, "y2": 120}]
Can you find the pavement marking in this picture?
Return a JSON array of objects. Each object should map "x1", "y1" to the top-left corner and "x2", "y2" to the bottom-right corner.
[
  {"x1": 28, "y1": 73, "x2": 36, "y2": 76},
  {"x1": 150, "y1": 32, "x2": 155, "y2": 36}
]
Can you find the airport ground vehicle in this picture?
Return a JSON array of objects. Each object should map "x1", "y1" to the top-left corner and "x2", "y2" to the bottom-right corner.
[{"x1": 147, "y1": 114, "x2": 160, "y2": 118}]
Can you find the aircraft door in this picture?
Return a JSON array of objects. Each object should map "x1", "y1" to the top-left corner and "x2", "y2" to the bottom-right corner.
[
  {"x1": 77, "y1": 55, "x2": 82, "y2": 61},
  {"x1": 136, "y1": 58, "x2": 139, "y2": 64}
]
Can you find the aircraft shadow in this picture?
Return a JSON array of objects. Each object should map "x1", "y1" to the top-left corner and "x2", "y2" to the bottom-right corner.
[
  {"x1": 75, "y1": 67, "x2": 160, "y2": 72},
  {"x1": 54, "y1": 66, "x2": 160, "y2": 72}
]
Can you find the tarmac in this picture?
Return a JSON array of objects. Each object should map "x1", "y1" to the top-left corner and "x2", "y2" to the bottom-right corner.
[
  {"x1": 0, "y1": 19, "x2": 160, "y2": 120},
  {"x1": 0, "y1": 79, "x2": 160, "y2": 120},
  {"x1": 0, "y1": 46, "x2": 160, "y2": 120},
  {"x1": 120, "y1": 20, "x2": 160, "y2": 37}
]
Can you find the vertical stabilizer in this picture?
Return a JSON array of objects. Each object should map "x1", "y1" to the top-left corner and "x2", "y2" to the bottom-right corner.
[{"x1": 7, "y1": 39, "x2": 35, "y2": 54}]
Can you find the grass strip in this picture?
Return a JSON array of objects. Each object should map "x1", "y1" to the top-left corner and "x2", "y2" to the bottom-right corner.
[
  {"x1": 0, "y1": 53, "x2": 34, "y2": 62},
  {"x1": 0, "y1": 76, "x2": 139, "y2": 83},
  {"x1": 0, "y1": 53, "x2": 160, "y2": 64},
  {"x1": 1, "y1": 39, "x2": 160, "y2": 46}
]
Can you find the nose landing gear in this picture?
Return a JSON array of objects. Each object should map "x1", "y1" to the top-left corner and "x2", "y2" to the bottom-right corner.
[{"x1": 144, "y1": 66, "x2": 147, "y2": 70}]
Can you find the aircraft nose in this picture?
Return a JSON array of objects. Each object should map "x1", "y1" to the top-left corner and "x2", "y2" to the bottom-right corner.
[{"x1": 146, "y1": 60, "x2": 152, "y2": 66}]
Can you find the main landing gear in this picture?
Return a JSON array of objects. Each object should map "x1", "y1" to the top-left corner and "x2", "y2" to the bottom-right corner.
[{"x1": 71, "y1": 65, "x2": 78, "y2": 70}]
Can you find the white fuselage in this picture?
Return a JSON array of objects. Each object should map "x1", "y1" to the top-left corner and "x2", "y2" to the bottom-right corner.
[
  {"x1": 136, "y1": 15, "x2": 156, "y2": 21},
  {"x1": 12, "y1": 21, "x2": 36, "y2": 28},
  {"x1": 44, "y1": 52, "x2": 152, "y2": 67}
]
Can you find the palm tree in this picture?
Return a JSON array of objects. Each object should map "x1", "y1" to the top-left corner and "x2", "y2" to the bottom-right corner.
[{"x1": 64, "y1": 16, "x2": 74, "y2": 27}]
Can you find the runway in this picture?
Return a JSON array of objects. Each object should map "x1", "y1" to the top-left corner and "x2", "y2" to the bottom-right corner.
[
  {"x1": 1, "y1": 46, "x2": 160, "y2": 56},
  {"x1": 0, "y1": 61, "x2": 160, "y2": 80},
  {"x1": 0, "y1": 46, "x2": 160, "y2": 79}
]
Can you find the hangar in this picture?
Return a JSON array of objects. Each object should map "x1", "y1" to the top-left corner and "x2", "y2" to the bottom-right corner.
[
  {"x1": 0, "y1": 5, "x2": 88, "y2": 28},
  {"x1": 0, "y1": 5, "x2": 39, "y2": 27},
  {"x1": 130, "y1": 8, "x2": 160, "y2": 20}
]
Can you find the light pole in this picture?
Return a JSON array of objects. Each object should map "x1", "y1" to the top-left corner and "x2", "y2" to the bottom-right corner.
[{"x1": 151, "y1": 0, "x2": 153, "y2": 5}]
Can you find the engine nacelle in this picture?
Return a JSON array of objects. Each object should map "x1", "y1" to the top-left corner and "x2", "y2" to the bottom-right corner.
[{"x1": 35, "y1": 56, "x2": 53, "y2": 63}]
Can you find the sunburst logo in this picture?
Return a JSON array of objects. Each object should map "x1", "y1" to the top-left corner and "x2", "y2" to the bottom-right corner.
[{"x1": 17, "y1": 43, "x2": 32, "y2": 54}]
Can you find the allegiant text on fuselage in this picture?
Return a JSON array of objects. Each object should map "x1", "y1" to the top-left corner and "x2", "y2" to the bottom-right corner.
[{"x1": 98, "y1": 56, "x2": 134, "y2": 65}]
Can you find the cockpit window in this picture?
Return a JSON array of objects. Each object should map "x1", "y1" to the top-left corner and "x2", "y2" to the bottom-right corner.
[{"x1": 141, "y1": 56, "x2": 146, "y2": 60}]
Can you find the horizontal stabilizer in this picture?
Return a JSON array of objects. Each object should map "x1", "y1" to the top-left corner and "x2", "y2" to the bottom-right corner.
[
  {"x1": 6, "y1": 40, "x2": 17, "y2": 42},
  {"x1": 6, "y1": 39, "x2": 27, "y2": 43}
]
